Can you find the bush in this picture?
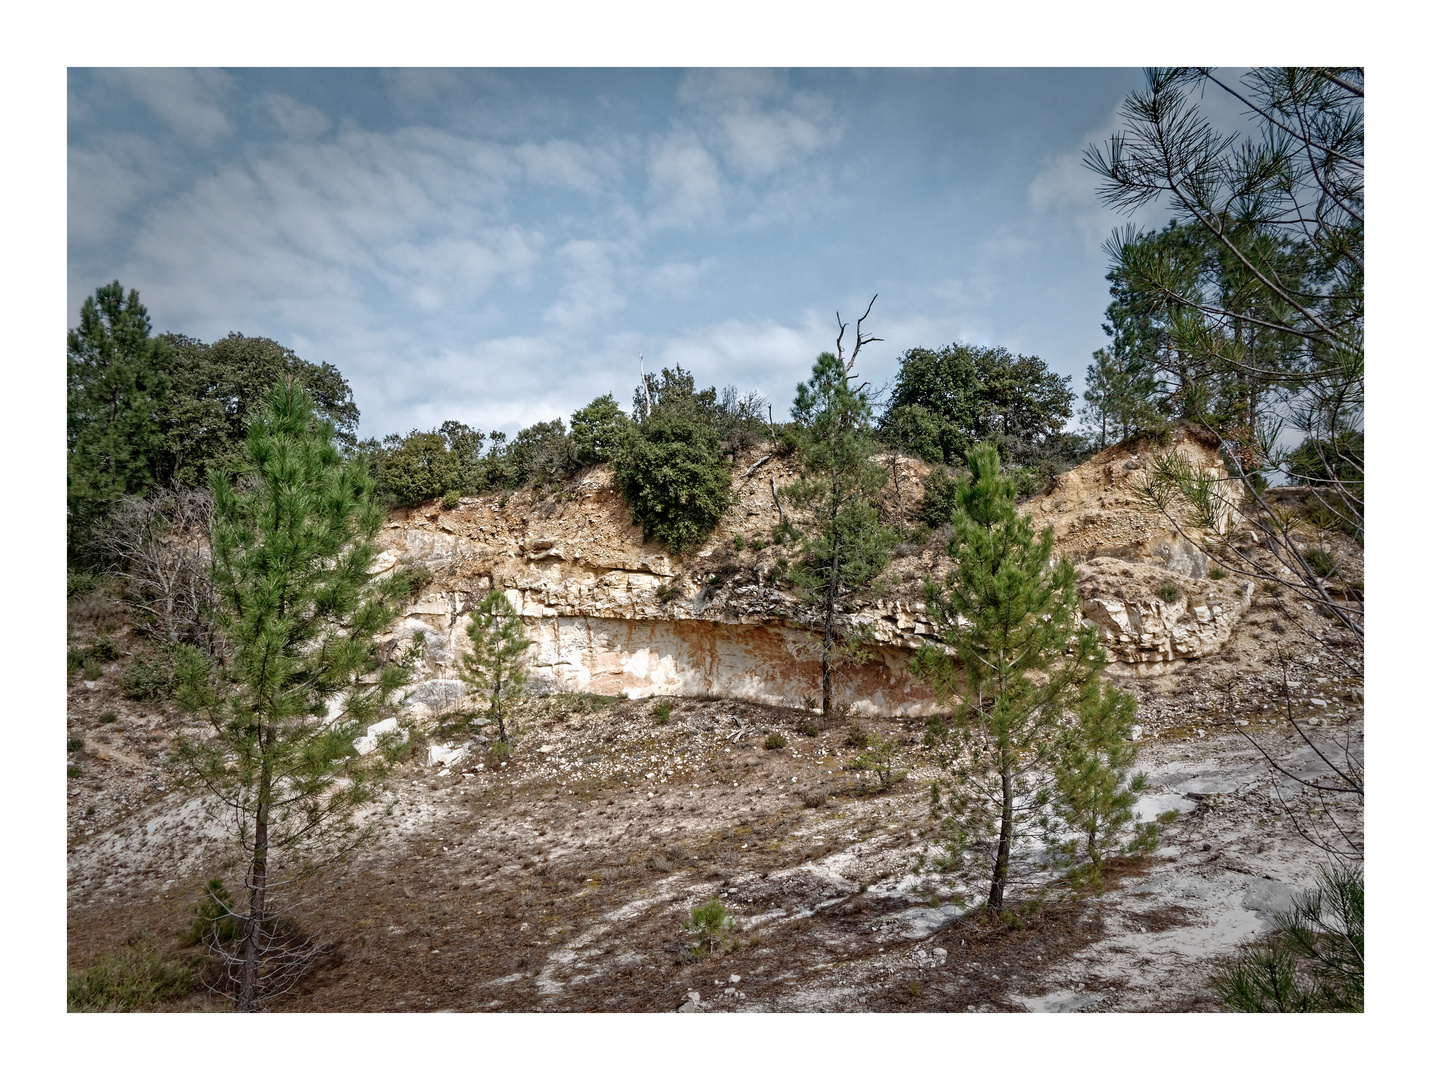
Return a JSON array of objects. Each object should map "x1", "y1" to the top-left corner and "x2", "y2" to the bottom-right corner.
[
  {"x1": 98, "y1": 710, "x2": 118, "y2": 725},
  {"x1": 180, "y1": 879, "x2": 244, "y2": 948},
  {"x1": 68, "y1": 737, "x2": 85, "y2": 752},
  {"x1": 119, "y1": 653, "x2": 173, "y2": 700},
  {"x1": 764, "y1": 732, "x2": 788, "y2": 750},
  {"x1": 89, "y1": 634, "x2": 120, "y2": 662},
  {"x1": 611, "y1": 414, "x2": 732, "y2": 554},
  {"x1": 732, "y1": 534, "x2": 745, "y2": 552},
  {"x1": 570, "y1": 394, "x2": 633, "y2": 465},
  {"x1": 397, "y1": 560, "x2": 435, "y2": 599},
  {"x1": 1213, "y1": 864, "x2": 1363, "y2": 1012},
  {"x1": 83, "y1": 657, "x2": 103, "y2": 682},
  {"x1": 652, "y1": 700, "x2": 673, "y2": 725},
  {"x1": 67, "y1": 935, "x2": 198, "y2": 1012},
  {"x1": 1155, "y1": 581, "x2": 1182, "y2": 604},
  {"x1": 850, "y1": 731, "x2": 906, "y2": 791},
  {"x1": 1208, "y1": 566, "x2": 1227, "y2": 580},
  {"x1": 1304, "y1": 547, "x2": 1336, "y2": 578},
  {"x1": 440, "y1": 490, "x2": 461, "y2": 510},
  {"x1": 797, "y1": 719, "x2": 821, "y2": 738},
  {"x1": 844, "y1": 722, "x2": 869, "y2": 750},
  {"x1": 920, "y1": 467, "x2": 964, "y2": 527},
  {"x1": 68, "y1": 567, "x2": 100, "y2": 598},
  {"x1": 687, "y1": 897, "x2": 733, "y2": 957}
]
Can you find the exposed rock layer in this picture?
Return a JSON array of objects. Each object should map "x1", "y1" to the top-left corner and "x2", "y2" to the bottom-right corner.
[{"x1": 379, "y1": 432, "x2": 1249, "y2": 713}]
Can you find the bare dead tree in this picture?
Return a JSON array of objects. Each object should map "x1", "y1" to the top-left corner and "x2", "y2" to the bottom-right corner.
[
  {"x1": 97, "y1": 482, "x2": 216, "y2": 650},
  {"x1": 1224, "y1": 653, "x2": 1362, "y2": 864}
]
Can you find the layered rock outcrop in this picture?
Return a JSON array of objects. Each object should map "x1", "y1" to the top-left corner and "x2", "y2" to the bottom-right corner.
[{"x1": 378, "y1": 430, "x2": 1250, "y2": 714}]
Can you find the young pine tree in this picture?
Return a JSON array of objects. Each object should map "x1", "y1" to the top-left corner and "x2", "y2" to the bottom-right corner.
[
  {"x1": 1053, "y1": 680, "x2": 1156, "y2": 886},
  {"x1": 457, "y1": 590, "x2": 533, "y2": 745},
  {"x1": 784, "y1": 348, "x2": 898, "y2": 715},
  {"x1": 914, "y1": 442, "x2": 1109, "y2": 913},
  {"x1": 173, "y1": 380, "x2": 415, "y2": 1012}
]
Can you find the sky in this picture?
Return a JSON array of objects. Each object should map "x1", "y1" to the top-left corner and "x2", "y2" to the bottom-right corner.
[{"x1": 65, "y1": 67, "x2": 1204, "y2": 442}]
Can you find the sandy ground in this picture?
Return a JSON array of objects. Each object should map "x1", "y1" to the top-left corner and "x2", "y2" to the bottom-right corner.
[{"x1": 67, "y1": 647, "x2": 1361, "y2": 1012}]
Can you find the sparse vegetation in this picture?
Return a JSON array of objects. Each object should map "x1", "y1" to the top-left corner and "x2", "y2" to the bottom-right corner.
[
  {"x1": 763, "y1": 732, "x2": 788, "y2": 750},
  {"x1": 68, "y1": 935, "x2": 198, "y2": 1012},
  {"x1": 849, "y1": 730, "x2": 906, "y2": 791},
  {"x1": 1155, "y1": 580, "x2": 1182, "y2": 604},
  {"x1": 652, "y1": 700, "x2": 673, "y2": 725}
]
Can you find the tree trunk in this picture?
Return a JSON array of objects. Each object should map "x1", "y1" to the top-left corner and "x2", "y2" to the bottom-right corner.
[
  {"x1": 987, "y1": 759, "x2": 1014, "y2": 912},
  {"x1": 821, "y1": 541, "x2": 841, "y2": 716},
  {"x1": 237, "y1": 760, "x2": 271, "y2": 1012}
]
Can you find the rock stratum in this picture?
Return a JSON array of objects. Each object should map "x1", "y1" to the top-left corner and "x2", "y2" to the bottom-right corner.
[{"x1": 378, "y1": 428, "x2": 1251, "y2": 716}]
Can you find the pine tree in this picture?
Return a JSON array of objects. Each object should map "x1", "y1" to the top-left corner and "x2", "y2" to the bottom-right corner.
[
  {"x1": 1053, "y1": 680, "x2": 1156, "y2": 886},
  {"x1": 914, "y1": 442, "x2": 1108, "y2": 912},
  {"x1": 67, "y1": 281, "x2": 173, "y2": 560},
  {"x1": 457, "y1": 589, "x2": 532, "y2": 745},
  {"x1": 173, "y1": 380, "x2": 415, "y2": 1011},
  {"x1": 784, "y1": 330, "x2": 898, "y2": 716}
]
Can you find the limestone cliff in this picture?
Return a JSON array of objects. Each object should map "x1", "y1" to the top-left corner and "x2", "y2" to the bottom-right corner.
[{"x1": 377, "y1": 429, "x2": 1251, "y2": 715}]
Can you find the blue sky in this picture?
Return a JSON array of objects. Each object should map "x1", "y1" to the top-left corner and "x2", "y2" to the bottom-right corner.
[{"x1": 69, "y1": 67, "x2": 1233, "y2": 441}]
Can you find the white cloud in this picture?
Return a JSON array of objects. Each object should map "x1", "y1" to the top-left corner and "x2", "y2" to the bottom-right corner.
[
  {"x1": 98, "y1": 69, "x2": 233, "y2": 145},
  {"x1": 677, "y1": 68, "x2": 841, "y2": 181},
  {"x1": 645, "y1": 131, "x2": 725, "y2": 228},
  {"x1": 67, "y1": 136, "x2": 172, "y2": 246},
  {"x1": 543, "y1": 239, "x2": 628, "y2": 330},
  {"x1": 647, "y1": 257, "x2": 716, "y2": 298},
  {"x1": 265, "y1": 93, "x2": 331, "y2": 140},
  {"x1": 513, "y1": 138, "x2": 624, "y2": 193}
]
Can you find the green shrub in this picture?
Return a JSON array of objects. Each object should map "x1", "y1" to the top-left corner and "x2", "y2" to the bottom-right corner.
[
  {"x1": 89, "y1": 634, "x2": 120, "y2": 662},
  {"x1": 179, "y1": 879, "x2": 243, "y2": 948},
  {"x1": 440, "y1": 490, "x2": 461, "y2": 510},
  {"x1": 652, "y1": 700, "x2": 673, "y2": 725},
  {"x1": 119, "y1": 654, "x2": 173, "y2": 700},
  {"x1": 764, "y1": 732, "x2": 788, "y2": 750},
  {"x1": 1155, "y1": 581, "x2": 1182, "y2": 604},
  {"x1": 732, "y1": 534, "x2": 745, "y2": 552},
  {"x1": 611, "y1": 415, "x2": 732, "y2": 554},
  {"x1": 490, "y1": 740, "x2": 512, "y2": 763},
  {"x1": 1213, "y1": 864, "x2": 1363, "y2": 1012},
  {"x1": 98, "y1": 710, "x2": 118, "y2": 725},
  {"x1": 687, "y1": 897, "x2": 733, "y2": 957},
  {"x1": 1259, "y1": 581, "x2": 1285, "y2": 597},
  {"x1": 920, "y1": 467, "x2": 964, "y2": 526},
  {"x1": 397, "y1": 560, "x2": 435, "y2": 598},
  {"x1": 68, "y1": 647, "x2": 88, "y2": 680},
  {"x1": 1304, "y1": 547, "x2": 1336, "y2": 578},
  {"x1": 68, "y1": 737, "x2": 85, "y2": 752},
  {"x1": 83, "y1": 658, "x2": 103, "y2": 681},
  {"x1": 67, "y1": 935, "x2": 198, "y2": 1012},
  {"x1": 1208, "y1": 566, "x2": 1227, "y2": 581},
  {"x1": 68, "y1": 568, "x2": 99, "y2": 598},
  {"x1": 68, "y1": 765, "x2": 84, "y2": 779},
  {"x1": 570, "y1": 393, "x2": 634, "y2": 465},
  {"x1": 850, "y1": 731, "x2": 906, "y2": 791},
  {"x1": 797, "y1": 719, "x2": 821, "y2": 738},
  {"x1": 844, "y1": 722, "x2": 869, "y2": 750}
]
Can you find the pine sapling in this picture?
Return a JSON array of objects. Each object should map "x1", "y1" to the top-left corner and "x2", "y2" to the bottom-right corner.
[
  {"x1": 457, "y1": 589, "x2": 533, "y2": 745},
  {"x1": 1051, "y1": 680, "x2": 1156, "y2": 887}
]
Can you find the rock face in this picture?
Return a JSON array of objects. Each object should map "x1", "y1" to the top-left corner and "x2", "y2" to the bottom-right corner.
[{"x1": 379, "y1": 432, "x2": 1251, "y2": 714}]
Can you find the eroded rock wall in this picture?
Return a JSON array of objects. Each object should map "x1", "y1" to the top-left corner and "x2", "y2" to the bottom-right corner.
[{"x1": 378, "y1": 431, "x2": 1252, "y2": 715}]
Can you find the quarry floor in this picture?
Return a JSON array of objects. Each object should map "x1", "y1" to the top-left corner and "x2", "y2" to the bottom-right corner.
[{"x1": 66, "y1": 638, "x2": 1363, "y2": 1013}]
